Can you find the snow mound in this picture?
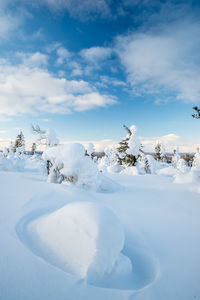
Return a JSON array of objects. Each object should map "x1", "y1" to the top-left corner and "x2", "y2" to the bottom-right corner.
[
  {"x1": 174, "y1": 169, "x2": 200, "y2": 184},
  {"x1": 29, "y1": 202, "x2": 132, "y2": 284},
  {"x1": 157, "y1": 166, "x2": 180, "y2": 177},
  {"x1": 120, "y1": 166, "x2": 139, "y2": 176}
]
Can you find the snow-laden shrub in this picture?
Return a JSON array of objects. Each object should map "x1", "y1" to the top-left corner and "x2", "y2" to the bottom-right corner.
[
  {"x1": 0, "y1": 153, "x2": 13, "y2": 171},
  {"x1": 85, "y1": 143, "x2": 94, "y2": 156},
  {"x1": 98, "y1": 147, "x2": 121, "y2": 174},
  {"x1": 3, "y1": 147, "x2": 8, "y2": 157},
  {"x1": 192, "y1": 152, "x2": 200, "y2": 169},
  {"x1": 172, "y1": 147, "x2": 180, "y2": 168},
  {"x1": 176, "y1": 158, "x2": 189, "y2": 173},
  {"x1": 43, "y1": 143, "x2": 119, "y2": 191}
]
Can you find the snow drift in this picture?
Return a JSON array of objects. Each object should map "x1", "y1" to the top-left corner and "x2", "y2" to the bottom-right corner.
[{"x1": 28, "y1": 202, "x2": 132, "y2": 285}]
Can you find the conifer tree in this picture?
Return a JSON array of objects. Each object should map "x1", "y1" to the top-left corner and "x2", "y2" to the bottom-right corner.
[
  {"x1": 14, "y1": 131, "x2": 25, "y2": 152},
  {"x1": 31, "y1": 142, "x2": 37, "y2": 155},
  {"x1": 155, "y1": 142, "x2": 162, "y2": 161},
  {"x1": 117, "y1": 125, "x2": 141, "y2": 166}
]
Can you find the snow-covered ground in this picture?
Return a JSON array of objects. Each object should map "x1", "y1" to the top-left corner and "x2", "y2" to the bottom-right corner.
[{"x1": 1, "y1": 168, "x2": 200, "y2": 300}]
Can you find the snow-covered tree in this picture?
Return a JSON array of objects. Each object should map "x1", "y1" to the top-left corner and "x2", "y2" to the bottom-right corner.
[
  {"x1": 7, "y1": 142, "x2": 14, "y2": 159},
  {"x1": 138, "y1": 153, "x2": 150, "y2": 174},
  {"x1": 155, "y1": 142, "x2": 166, "y2": 162},
  {"x1": 31, "y1": 142, "x2": 37, "y2": 155},
  {"x1": 192, "y1": 152, "x2": 200, "y2": 169},
  {"x1": 117, "y1": 125, "x2": 141, "y2": 167},
  {"x1": 85, "y1": 143, "x2": 94, "y2": 157},
  {"x1": 14, "y1": 131, "x2": 25, "y2": 152},
  {"x1": 172, "y1": 147, "x2": 180, "y2": 167},
  {"x1": 31, "y1": 125, "x2": 59, "y2": 148},
  {"x1": 177, "y1": 158, "x2": 189, "y2": 173},
  {"x1": 3, "y1": 147, "x2": 8, "y2": 157},
  {"x1": 45, "y1": 128, "x2": 59, "y2": 147}
]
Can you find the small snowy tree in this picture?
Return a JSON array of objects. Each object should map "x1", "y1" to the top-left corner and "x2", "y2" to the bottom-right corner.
[
  {"x1": 31, "y1": 125, "x2": 59, "y2": 148},
  {"x1": 7, "y1": 142, "x2": 14, "y2": 158},
  {"x1": 3, "y1": 147, "x2": 8, "y2": 157},
  {"x1": 155, "y1": 142, "x2": 166, "y2": 162},
  {"x1": 85, "y1": 143, "x2": 94, "y2": 157},
  {"x1": 14, "y1": 131, "x2": 25, "y2": 152},
  {"x1": 31, "y1": 142, "x2": 37, "y2": 155},
  {"x1": 172, "y1": 147, "x2": 180, "y2": 168},
  {"x1": 192, "y1": 152, "x2": 200, "y2": 169},
  {"x1": 117, "y1": 125, "x2": 141, "y2": 167},
  {"x1": 138, "y1": 153, "x2": 151, "y2": 174},
  {"x1": 177, "y1": 158, "x2": 189, "y2": 173}
]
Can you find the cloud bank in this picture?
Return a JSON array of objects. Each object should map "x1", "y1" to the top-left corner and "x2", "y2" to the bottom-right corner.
[{"x1": 0, "y1": 53, "x2": 116, "y2": 116}]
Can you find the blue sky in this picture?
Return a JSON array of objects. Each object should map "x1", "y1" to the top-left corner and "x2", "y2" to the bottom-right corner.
[{"x1": 0, "y1": 0, "x2": 200, "y2": 151}]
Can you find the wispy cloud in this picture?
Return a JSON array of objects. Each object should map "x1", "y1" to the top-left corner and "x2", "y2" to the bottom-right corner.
[{"x1": 115, "y1": 18, "x2": 200, "y2": 103}]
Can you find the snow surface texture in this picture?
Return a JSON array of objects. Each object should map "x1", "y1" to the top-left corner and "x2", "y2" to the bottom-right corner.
[
  {"x1": 1, "y1": 166, "x2": 200, "y2": 299},
  {"x1": 28, "y1": 202, "x2": 133, "y2": 286}
]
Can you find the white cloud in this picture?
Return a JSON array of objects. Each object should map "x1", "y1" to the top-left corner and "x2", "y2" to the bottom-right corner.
[
  {"x1": 0, "y1": 12, "x2": 21, "y2": 38},
  {"x1": 80, "y1": 46, "x2": 112, "y2": 74},
  {"x1": 16, "y1": 52, "x2": 48, "y2": 67},
  {"x1": 100, "y1": 76, "x2": 126, "y2": 87},
  {"x1": 115, "y1": 20, "x2": 200, "y2": 103},
  {"x1": 0, "y1": 53, "x2": 116, "y2": 116},
  {"x1": 36, "y1": 0, "x2": 111, "y2": 19},
  {"x1": 56, "y1": 46, "x2": 71, "y2": 65},
  {"x1": 80, "y1": 46, "x2": 112, "y2": 64}
]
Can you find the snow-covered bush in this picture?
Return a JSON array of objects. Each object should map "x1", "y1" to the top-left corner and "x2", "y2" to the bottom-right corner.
[
  {"x1": 192, "y1": 152, "x2": 200, "y2": 169},
  {"x1": 85, "y1": 143, "x2": 94, "y2": 156},
  {"x1": 32, "y1": 125, "x2": 59, "y2": 148},
  {"x1": 176, "y1": 158, "x2": 189, "y2": 173},
  {"x1": 0, "y1": 153, "x2": 13, "y2": 171},
  {"x1": 3, "y1": 147, "x2": 8, "y2": 157},
  {"x1": 43, "y1": 143, "x2": 119, "y2": 191},
  {"x1": 172, "y1": 147, "x2": 180, "y2": 168},
  {"x1": 98, "y1": 147, "x2": 122, "y2": 174}
]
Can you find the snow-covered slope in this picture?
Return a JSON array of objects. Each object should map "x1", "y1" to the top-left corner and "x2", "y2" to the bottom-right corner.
[{"x1": 0, "y1": 171, "x2": 200, "y2": 299}]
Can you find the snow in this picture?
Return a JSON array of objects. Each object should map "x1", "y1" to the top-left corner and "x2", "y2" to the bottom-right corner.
[
  {"x1": 43, "y1": 143, "x2": 119, "y2": 191},
  {"x1": 1, "y1": 159, "x2": 200, "y2": 299},
  {"x1": 28, "y1": 202, "x2": 132, "y2": 285},
  {"x1": 126, "y1": 125, "x2": 141, "y2": 156}
]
